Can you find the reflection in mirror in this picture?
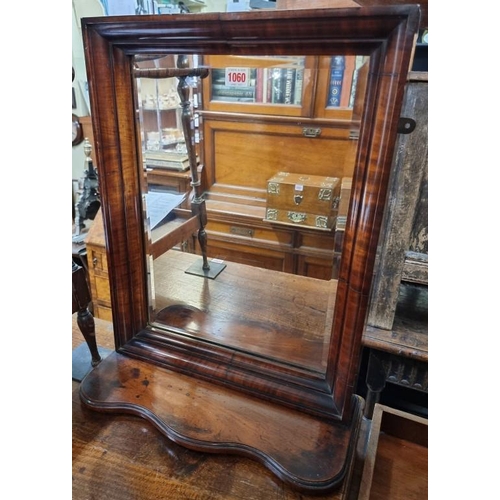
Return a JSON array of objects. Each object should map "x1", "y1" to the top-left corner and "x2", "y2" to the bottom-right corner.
[{"x1": 133, "y1": 53, "x2": 369, "y2": 375}]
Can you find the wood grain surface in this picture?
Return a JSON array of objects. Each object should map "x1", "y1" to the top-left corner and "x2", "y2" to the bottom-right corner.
[
  {"x1": 73, "y1": 315, "x2": 364, "y2": 499},
  {"x1": 358, "y1": 404, "x2": 427, "y2": 500},
  {"x1": 151, "y1": 250, "x2": 337, "y2": 372}
]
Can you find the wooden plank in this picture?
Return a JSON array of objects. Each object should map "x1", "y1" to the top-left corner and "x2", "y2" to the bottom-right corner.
[
  {"x1": 364, "y1": 281, "x2": 427, "y2": 360},
  {"x1": 358, "y1": 404, "x2": 428, "y2": 500},
  {"x1": 402, "y1": 251, "x2": 428, "y2": 285},
  {"x1": 150, "y1": 214, "x2": 198, "y2": 259},
  {"x1": 367, "y1": 80, "x2": 428, "y2": 330}
]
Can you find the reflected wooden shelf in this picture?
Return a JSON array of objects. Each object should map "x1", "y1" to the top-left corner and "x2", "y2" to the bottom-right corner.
[{"x1": 150, "y1": 208, "x2": 198, "y2": 259}]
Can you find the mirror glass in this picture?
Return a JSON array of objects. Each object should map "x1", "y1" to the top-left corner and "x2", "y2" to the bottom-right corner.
[{"x1": 133, "y1": 53, "x2": 369, "y2": 375}]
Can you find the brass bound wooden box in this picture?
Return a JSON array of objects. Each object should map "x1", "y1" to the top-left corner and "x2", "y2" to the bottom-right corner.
[{"x1": 264, "y1": 172, "x2": 340, "y2": 230}]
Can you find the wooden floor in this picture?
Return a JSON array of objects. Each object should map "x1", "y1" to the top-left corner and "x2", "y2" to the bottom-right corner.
[{"x1": 72, "y1": 314, "x2": 367, "y2": 500}]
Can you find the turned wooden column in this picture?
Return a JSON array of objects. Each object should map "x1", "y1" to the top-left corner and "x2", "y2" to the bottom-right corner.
[{"x1": 176, "y1": 55, "x2": 210, "y2": 270}]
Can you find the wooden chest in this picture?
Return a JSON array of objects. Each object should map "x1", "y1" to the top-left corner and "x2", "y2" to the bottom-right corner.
[{"x1": 264, "y1": 172, "x2": 340, "y2": 230}]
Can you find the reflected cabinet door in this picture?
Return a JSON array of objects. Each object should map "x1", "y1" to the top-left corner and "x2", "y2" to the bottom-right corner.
[{"x1": 79, "y1": 6, "x2": 420, "y2": 493}]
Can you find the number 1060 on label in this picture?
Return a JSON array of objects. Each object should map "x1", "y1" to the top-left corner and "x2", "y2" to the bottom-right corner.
[{"x1": 225, "y1": 68, "x2": 250, "y2": 86}]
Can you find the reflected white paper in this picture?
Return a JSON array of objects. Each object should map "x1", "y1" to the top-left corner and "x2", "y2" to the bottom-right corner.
[{"x1": 145, "y1": 192, "x2": 187, "y2": 230}]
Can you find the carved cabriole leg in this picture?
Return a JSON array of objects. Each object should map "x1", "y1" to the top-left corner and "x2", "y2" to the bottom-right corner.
[
  {"x1": 77, "y1": 308, "x2": 101, "y2": 367},
  {"x1": 72, "y1": 261, "x2": 102, "y2": 367}
]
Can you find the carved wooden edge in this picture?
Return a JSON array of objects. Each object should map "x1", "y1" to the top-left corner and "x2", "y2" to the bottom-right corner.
[
  {"x1": 381, "y1": 351, "x2": 428, "y2": 391},
  {"x1": 402, "y1": 251, "x2": 428, "y2": 285},
  {"x1": 121, "y1": 333, "x2": 341, "y2": 420},
  {"x1": 79, "y1": 351, "x2": 365, "y2": 494},
  {"x1": 408, "y1": 70, "x2": 428, "y2": 82},
  {"x1": 363, "y1": 323, "x2": 427, "y2": 361}
]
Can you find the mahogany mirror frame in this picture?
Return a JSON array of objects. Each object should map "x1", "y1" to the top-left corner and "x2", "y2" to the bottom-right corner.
[{"x1": 80, "y1": 2, "x2": 418, "y2": 451}]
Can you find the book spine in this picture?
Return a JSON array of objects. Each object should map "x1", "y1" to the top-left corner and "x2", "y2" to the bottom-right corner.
[
  {"x1": 212, "y1": 85, "x2": 255, "y2": 99},
  {"x1": 145, "y1": 159, "x2": 189, "y2": 170},
  {"x1": 210, "y1": 69, "x2": 226, "y2": 102},
  {"x1": 255, "y1": 68, "x2": 264, "y2": 103},
  {"x1": 266, "y1": 68, "x2": 273, "y2": 103},
  {"x1": 271, "y1": 68, "x2": 286, "y2": 104},
  {"x1": 340, "y1": 56, "x2": 356, "y2": 108},
  {"x1": 211, "y1": 68, "x2": 225, "y2": 84},
  {"x1": 211, "y1": 96, "x2": 255, "y2": 103},
  {"x1": 284, "y1": 68, "x2": 295, "y2": 105},
  {"x1": 262, "y1": 68, "x2": 269, "y2": 103},
  {"x1": 327, "y1": 56, "x2": 345, "y2": 107},
  {"x1": 293, "y1": 68, "x2": 303, "y2": 106},
  {"x1": 348, "y1": 55, "x2": 367, "y2": 108}
]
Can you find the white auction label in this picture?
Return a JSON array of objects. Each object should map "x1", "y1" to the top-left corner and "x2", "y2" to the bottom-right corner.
[{"x1": 225, "y1": 67, "x2": 250, "y2": 86}]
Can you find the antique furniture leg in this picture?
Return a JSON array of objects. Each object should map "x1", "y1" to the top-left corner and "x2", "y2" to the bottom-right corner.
[
  {"x1": 363, "y1": 347, "x2": 428, "y2": 419},
  {"x1": 363, "y1": 350, "x2": 387, "y2": 419},
  {"x1": 72, "y1": 260, "x2": 101, "y2": 367}
]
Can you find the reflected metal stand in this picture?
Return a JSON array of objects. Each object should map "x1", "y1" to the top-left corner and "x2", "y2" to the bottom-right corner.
[{"x1": 133, "y1": 55, "x2": 226, "y2": 280}]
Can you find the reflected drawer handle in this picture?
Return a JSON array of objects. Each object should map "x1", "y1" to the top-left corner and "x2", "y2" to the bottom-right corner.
[
  {"x1": 230, "y1": 226, "x2": 254, "y2": 238},
  {"x1": 302, "y1": 127, "x2": 321, "y2": 138},
  {"x1": 93, "y1": 257, "x2": 98, "y2": 267}
]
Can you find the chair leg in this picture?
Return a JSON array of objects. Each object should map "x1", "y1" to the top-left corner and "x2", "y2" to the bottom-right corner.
[
  {"x1": 77, "y1": 306, "x2": 101, "y2": 367},
  {"x1": 73, "y1": 260, "x2": 102, "y2": 367}
]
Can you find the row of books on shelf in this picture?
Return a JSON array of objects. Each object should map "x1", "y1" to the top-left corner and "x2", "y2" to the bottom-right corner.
[
  {"x1": 327, "y1": 55, "x2": 367, "y2": 109},
  {"x1": 210, "y1": 55, "x2": 368, "y2": 109},
  {"x1": 211, "y1": 67, "x2": 303, "y2": 105}
]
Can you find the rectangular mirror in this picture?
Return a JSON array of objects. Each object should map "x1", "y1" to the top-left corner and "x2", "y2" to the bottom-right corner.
[
  {"x1": 135, "y1": 52, "x2": 370, "y2": 376},
  {"x1": 79, "y1": 6, "x2": 419, "y2": 493}
]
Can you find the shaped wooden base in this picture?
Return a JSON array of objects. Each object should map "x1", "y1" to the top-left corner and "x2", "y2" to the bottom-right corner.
[{"x1": 80, "y1": 351, "x2": 364, "y2": 494}]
